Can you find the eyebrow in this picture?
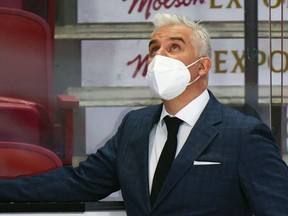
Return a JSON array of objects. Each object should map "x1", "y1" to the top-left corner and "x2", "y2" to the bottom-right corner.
[
  {"x1": 170, "y1": 36, "x2": 186, "y2": 44},
  {"x1": 148, "y1": 36, "x2": 186, "y2": 48}
]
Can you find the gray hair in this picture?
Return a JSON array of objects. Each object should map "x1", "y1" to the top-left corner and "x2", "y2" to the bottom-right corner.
[{"x1": 152, "y1": 13, "x2": 212, "y2": 58}]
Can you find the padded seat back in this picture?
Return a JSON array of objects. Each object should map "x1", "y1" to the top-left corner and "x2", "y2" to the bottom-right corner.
[
  {"x1": 0, "y1": 8, "x2": 53, "y2": 120},
  {"x1": 0, "y1": 141, "x2": 62, "y2": 178}
]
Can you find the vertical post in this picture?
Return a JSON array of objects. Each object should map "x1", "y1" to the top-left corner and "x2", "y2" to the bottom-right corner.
[
  {"x1": 244, "y1": 0, "x2": 258, "y2": 110},
  {"x1": 56, "y1": 0, "x2": 77, "y2": 26}
]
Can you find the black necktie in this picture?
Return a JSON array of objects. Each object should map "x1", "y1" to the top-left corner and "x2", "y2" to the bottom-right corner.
[{"x1": 150, "y1": 116, "x2": 183, "y2": 206}]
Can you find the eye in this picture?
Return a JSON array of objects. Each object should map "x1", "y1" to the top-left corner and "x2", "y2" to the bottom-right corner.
[
  {"x1": 170, "y1": 44, "x2": 180, "y2": 52},
  {"x1": 149, "y1": 46, "x2": 159, "y2": 57}
]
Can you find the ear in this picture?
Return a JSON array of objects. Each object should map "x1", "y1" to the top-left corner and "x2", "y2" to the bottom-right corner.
[{"x1": 198, "y1": 57, "x2": 212, "y2": 76}]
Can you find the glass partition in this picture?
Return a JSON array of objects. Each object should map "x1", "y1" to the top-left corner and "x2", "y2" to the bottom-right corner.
[{"x1": 0, "y1": 0, "x2": 287, "y2": 213}]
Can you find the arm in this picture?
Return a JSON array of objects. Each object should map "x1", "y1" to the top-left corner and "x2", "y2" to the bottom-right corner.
[
  {"x1": 0, "y1": 127, "x2": 122, "y2": 202},
  {"x1": 239, "y1": 121, "x2": 288, "y2": 215}
]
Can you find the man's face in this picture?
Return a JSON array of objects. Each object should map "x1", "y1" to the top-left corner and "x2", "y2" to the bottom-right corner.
[{"x1": 148, "y1": 25, "x2": 198, "y2": 66}]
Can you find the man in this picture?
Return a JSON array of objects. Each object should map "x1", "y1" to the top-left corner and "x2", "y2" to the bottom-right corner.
[{"x1": 1, "y1": 13, "x2": 288, "y2": 215}]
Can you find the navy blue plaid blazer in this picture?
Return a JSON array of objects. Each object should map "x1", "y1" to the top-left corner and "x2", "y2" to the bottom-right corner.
[{"x1": 1, "y1": 90, "x2": 288, "y2": 215}]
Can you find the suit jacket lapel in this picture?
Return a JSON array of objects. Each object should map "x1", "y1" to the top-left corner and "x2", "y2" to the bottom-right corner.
[
  {"x1": 134, "y1": 104, "x2": 163, "y2": 210},
  {"x1": 154, "y1": 92, "x2": 222, "y2": 207}
]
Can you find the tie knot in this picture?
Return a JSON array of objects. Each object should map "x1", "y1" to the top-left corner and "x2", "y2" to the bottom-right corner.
[{"x1": 164, "y1": 116, "x2": 183, "y2": 135}]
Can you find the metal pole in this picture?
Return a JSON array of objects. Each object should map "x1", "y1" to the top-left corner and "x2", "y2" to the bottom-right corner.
[{"x1": 244, "y1": 0, "x2": 258, "y2": 110}]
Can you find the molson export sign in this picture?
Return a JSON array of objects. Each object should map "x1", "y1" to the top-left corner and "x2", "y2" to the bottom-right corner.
[
  {"x1": 81, "y1": 39, "x2": 288, "y2": 87},
  {"x1": 78, "y1": 0, "x2": 287, "y2": 22},
  {"x1": 78, "y1": 0, "x2": 287, "y2": 87}
]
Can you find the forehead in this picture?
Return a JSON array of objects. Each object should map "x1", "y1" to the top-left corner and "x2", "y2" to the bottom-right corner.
[{"x1": 150, "y1": 25, "x2": 193, "y2": 44}]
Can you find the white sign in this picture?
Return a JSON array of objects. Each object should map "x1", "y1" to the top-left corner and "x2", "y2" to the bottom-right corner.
[
  {"x1": 78, "y1": 0, "x2": 288, "y2": 22},
  {"x1": 86, "y1": 107, "x2": 141, "y2": 154},
  {"x1": 81, "y1": 39, "x2": 288, "y2": 87}
]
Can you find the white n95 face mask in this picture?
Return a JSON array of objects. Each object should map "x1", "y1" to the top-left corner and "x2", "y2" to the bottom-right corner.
[{"x1": 146, "y1": 55, "x2": 203, "y2": 100}]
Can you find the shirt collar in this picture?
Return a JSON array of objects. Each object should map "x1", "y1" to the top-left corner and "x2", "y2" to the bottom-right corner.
[{"x1": 160, "y1": 89, "x2": 210, "y2": 127}]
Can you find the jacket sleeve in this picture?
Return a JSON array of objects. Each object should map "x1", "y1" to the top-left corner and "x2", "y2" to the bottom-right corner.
[
  {"x1": 239, "y1": 121, "x2": 288, "y2": 215},
  {"x1": 0, "y1": 115, "x2": 130, "y2": 202}
]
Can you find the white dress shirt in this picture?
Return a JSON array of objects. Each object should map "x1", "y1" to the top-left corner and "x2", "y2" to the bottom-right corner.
[{"x1": 148, "y1": 90, "x2": 210, "y2": 192}]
